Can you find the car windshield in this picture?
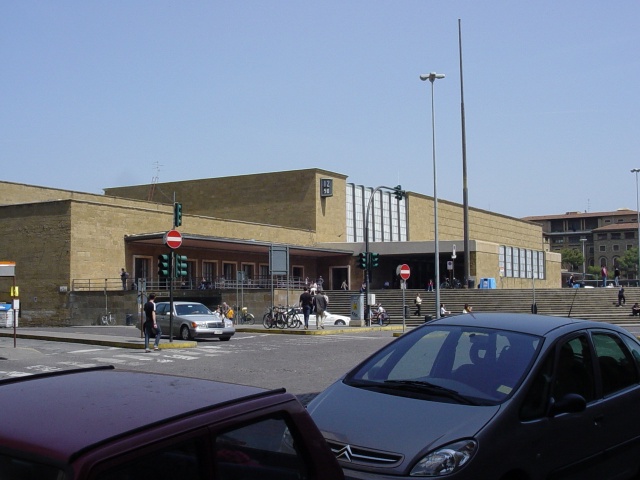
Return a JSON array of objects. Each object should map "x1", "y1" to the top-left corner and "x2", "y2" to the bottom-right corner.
[
  {"x1": 346, "y1": 325, "x2": 541, "y2": 405},
  {"x1": 175, "y1": 304, "x2": 213, "y2": 316}
]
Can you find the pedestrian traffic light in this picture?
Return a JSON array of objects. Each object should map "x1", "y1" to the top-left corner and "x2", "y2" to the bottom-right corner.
[
  {"x1": 358, "y1": 252, "x2": 368, "y2": 270},
  {"x1": 158, "y1": 254, "x2": 171, "y2": 277},
  {"x1": 174, "y1": 254, "x2": 188, "y2": 278},
  {"x1": 173, "y1": 202, "x2": 183, "y2": 227},
  {"x1": 394, "y1": 185, "x2": 405, "y2": 201},
  {"x1": 370, "y1": 252, "x2": 379, "y2": 268}
]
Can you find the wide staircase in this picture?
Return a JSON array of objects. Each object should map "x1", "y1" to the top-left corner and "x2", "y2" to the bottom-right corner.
[{"x1": 324, "y1": 287, "x2": 638, "y2": 327}]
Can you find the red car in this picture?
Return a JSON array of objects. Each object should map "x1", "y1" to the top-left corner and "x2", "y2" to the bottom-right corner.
[{"x1": 0, "y1": 366, "x2": 343, "y2": 480}]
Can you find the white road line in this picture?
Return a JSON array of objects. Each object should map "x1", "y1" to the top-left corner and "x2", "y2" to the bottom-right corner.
[
  {"x1": 164, "y1": 354, "x2": 200, "y2": 361},
  {"x1": 58, "y1": 361, "x2": 99, "y2": 368},
  {"x1": 115, "y1": 354, "x2": 155, "y2": 361},
  {"x1": 92, "y1": 357, "x2": 130, "y2": 364},
  {"x1": 69, "y1": 348, "x2": 111, "y2": 353},
  {"x1": 0, "y1": 371, "x2": 32, "y2": 377}
]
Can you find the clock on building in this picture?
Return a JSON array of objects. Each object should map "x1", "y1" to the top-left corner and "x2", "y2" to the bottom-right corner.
[{"x1": 320, "y1": 178, "x2": 333, "y2": 197}]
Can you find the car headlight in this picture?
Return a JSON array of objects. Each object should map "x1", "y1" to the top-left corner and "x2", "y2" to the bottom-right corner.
[
  {"x1": 410, "y1": 439, "x2": 477, "y2": 476},
  {"x1": 224, "y1": 319, "x2": 233, "y2": 328}
]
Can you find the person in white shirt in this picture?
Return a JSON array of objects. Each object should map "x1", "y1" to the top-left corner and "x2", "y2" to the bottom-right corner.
[{"x1": 440, "y1": 303, "x2": 450, "y2": 317}]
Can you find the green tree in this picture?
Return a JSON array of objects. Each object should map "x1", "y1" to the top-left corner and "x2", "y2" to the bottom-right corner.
[
  {"x1": 617, "y1": 247, "x2": 639, "y2": 277},
  {"x1": 560, "y1": 248, "x2": 584, "y2": 271}
]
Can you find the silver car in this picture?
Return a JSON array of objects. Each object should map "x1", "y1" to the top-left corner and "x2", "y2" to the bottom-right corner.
[
  {"x1": 156, "y1": 301, "x2": 235, "y2": 341},
  {"x1": 308, "y1": 313, "x2": 640, "y2": 479}
]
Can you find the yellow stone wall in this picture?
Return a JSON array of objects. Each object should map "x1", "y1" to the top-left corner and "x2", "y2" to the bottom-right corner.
[
  {"x1": 407, "y1": 194, "x2": 543, "y2": 249},
  {"x1": 105, "y1": 168, "x2": 348, "y2": 241}
]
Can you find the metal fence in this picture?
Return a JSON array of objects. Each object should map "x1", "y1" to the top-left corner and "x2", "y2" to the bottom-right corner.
[{"x1": 72, "y1": 276, "x2": 310, "y2": 292}]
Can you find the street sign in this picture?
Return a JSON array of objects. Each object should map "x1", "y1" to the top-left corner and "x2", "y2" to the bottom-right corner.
[
  {"x1": 164, "y1": 230, "x2": 183, "y2": 249},
  {"x1": 399, "y1": 264, "x2": 410, "y2": 280}
]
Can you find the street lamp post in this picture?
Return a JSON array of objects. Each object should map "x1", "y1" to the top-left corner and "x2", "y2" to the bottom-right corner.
[
  {"x1": 363, "y1": 185, "x2": 404, "y2": 326},
  {"x1": 580, "y1": 237, "x2": 587, "y2": 285},
  {"x1": 420, "y1": 72, "x2": 445, "y2": 318},
  {"x1": 632, "y1": 168, "x2": 640, "y2": 283}
]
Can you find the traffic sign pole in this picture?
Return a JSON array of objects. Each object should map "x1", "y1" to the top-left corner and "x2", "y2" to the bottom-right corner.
[{"x1": 397, "y1": 264, "x2": 410, "y2": 333}]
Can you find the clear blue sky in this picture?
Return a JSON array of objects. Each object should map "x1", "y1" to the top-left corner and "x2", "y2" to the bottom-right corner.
[{"x1": 2, "y1": 1, "x2": 639, "y2": 218}]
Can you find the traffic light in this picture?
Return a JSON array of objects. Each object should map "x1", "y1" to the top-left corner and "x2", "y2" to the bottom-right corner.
[
  {"x1": 173, "y1": 202, "x2": 183, "y2": 227},
  {"x1": 370, "y1": 252, "x2": 379, "y2": 268},
  {"x1": 174, "y1": 254, "x2": 188, "y2": 278},
  {"x1": 158, "y1": 254, "x2": 171, "y2": 277},
  {"x1": 394, "y1": 185, "x2": 405, "y2": 201},
  {"x1": 357, "y1": 252, "x2": 368, "y2": 270}
]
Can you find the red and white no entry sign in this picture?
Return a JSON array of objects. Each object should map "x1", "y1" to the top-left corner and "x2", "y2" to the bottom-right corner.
[
  {"x1": 164, "y1": 229, "x2": 183, "y2": 249},
  {"x1": 399, "y1": 264, "x2": 410, "y2": 280}
]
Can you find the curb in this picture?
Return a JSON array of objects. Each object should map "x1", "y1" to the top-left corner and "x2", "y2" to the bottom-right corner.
[
  {"x1": 237, "y1": 325, "x2": 401, "y2": 335},
  {"x1": 0, "y1": 331, "x2": 197, "y2": 350}
]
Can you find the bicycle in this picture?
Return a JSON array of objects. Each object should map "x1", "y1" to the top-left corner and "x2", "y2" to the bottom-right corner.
[
  {"x1": 263, "y1": 306, "x2": 286, "y2": 329},
  {"x1": 284, "y1": 306, "x2": 302, "y2": 328},
  {"x1": 100, "y1": 312, "x2": 116, "y2": 326},
  {"x1": 371, "y1": 311, "x2": 391, "y2": 326},
  {"x1": 237, "y1": 307, "x2": 255, "y2": 325}
]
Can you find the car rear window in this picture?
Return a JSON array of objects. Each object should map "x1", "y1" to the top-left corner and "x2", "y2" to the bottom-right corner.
[
  {"x1": 0, "y1": 453, "x2": 63, "y2": 480},
  {"x1": 214, "y1": 415, "x2": 309, "y2": 480},
  {"x1": 176, "y1": 304, "x2": 211, "y2": 316}
]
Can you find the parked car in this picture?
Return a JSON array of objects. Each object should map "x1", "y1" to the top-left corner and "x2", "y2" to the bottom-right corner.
[
  {"x1": 309, "y1": 311, "x2": 351, "y2": 327},
  {"x1": 155, "y1": 301, "x2": 235, "y2": 341},
  {"x1": 308, "y1": 312, "x2": 640, "y2": 479},
  {"x1": 0, "y1": 366, "x2": 344, "y2": 480}
]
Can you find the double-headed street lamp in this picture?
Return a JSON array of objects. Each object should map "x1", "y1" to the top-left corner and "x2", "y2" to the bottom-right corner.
[
  {"x1": 632, "y1": 169, "x2": 640, "y2": 282},
  {"x1": 420, "y1": 72, "x2": 445, "y2": 318}
]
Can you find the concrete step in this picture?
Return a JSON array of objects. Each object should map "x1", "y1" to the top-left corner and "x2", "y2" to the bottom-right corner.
[{"x1": 322, "y1": 287, "x2": 635, "y2": 324}]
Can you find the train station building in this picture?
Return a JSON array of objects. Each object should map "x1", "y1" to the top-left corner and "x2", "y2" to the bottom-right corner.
[{"x1": 0, "y1": 168, "x2": 560, "y2": 325}]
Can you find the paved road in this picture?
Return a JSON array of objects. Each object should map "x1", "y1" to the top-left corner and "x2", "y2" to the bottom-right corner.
[{"x1": 0, "y1": 326, "x2": 396, "y2": 402}]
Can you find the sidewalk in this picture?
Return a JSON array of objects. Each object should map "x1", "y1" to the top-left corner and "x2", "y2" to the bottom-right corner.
[
  {"x1": 0, "y1": 326, "x2": 196, "y2": 350},
  {"x1": 0, "y1": 324, "x2": 401, "y2": 350}
]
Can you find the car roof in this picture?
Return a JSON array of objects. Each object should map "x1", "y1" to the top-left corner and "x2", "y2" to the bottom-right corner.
[
  {"x1": 427, "y1": 312, "x2": 617, "y2": 337},
  {"x1": 0, "y1": 367, "x2": 275, "y2": 462}
]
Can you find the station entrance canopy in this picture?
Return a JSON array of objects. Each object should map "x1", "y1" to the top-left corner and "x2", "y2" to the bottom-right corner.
[{"x1": 124, "y1": 233, "x2": 354, "y2": 258}]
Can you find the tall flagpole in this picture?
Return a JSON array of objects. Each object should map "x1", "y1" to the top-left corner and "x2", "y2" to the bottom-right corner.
[{"x1": 459, "y1": 19, "x2": 471, "y2": 288}]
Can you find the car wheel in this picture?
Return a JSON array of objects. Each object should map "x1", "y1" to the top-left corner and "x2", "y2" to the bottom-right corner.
[
  {"x1": 219, "y1": 336, "x2": 231, "y2": 341},
  {"x1": 335, "y1": 320, "x2": 346, "y2": 326},
  {"x1": 180, "y1": 325, "x2": 191, "y2": 341}
]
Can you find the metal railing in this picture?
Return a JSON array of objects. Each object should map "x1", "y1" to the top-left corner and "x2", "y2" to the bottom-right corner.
[{"x1": 72, "y1": 276, "x2": 310, "y2": 292}]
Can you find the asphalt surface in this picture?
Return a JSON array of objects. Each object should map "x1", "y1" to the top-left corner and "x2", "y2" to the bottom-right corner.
[{"x1": 0, "y1": 323, "x2": 401, "y2": 359}]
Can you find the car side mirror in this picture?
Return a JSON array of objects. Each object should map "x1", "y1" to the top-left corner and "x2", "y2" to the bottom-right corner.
[{"x1": 548, "y1": 393, "x2": 587, "y2": 416}]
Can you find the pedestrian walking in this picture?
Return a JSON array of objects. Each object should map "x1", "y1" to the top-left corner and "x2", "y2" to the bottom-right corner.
[
  {"x1": 143, "y1": 293, "x2": 161, "y2": 352},
  {"x1": 601, "y1": 265, "x2": 608, "y2": 287},
  {"x1": 299, "y1": 287, "x2": 313, "y2": 329},
  {"x1": 317, "y1": 276, "x2": 324, "y2": 291},
  {"x1": 614, "y1": 266, "x2": 620, "y2": 287},
  {"x1": 314, "y1": 291, "x2": 328, "y2": 329},
  {"x1": 341, "y1": 280, "x2": 348, "y2": 290},
  {"x1": 414, "y1": 293, "x2": 422, "y2": 316},
  {"x1": 618, "y1": 286, "x2": 626, "y2": 307}
]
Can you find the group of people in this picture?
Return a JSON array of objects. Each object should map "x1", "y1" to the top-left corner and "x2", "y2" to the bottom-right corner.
[
  {"x1": 412, "y1": 294, "x2": 473, "y2": 318},
  {"x1": 298, "y1": 287, "x2": 329, "y2": 330},
  {"x1": 304, "y1": 276, "x2": 324, "y2": 294},
  {"x1": 601, "y1": 265, "x2": 623, "y2": 288}
]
